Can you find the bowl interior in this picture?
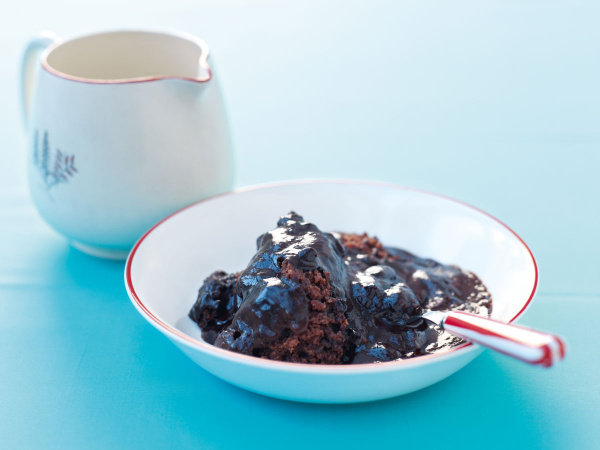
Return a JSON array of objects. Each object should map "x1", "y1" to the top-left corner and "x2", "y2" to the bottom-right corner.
[{"x1": 129, "y1": 182, "x2": 536, "y2": 355}]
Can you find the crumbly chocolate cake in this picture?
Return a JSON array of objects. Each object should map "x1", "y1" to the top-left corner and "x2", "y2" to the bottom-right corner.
[{"x1": 189, "y1": 212, "x2": 492, "y2": 364}]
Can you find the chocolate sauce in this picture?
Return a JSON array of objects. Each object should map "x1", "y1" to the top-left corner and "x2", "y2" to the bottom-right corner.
[{"x1": 189, "y1": 212, "x2": 492, "y2": 364}]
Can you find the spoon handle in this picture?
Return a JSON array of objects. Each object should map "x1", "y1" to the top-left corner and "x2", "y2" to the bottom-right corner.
[{"x1": 439, "y1": 311, "x2": 566, "y2": 367}]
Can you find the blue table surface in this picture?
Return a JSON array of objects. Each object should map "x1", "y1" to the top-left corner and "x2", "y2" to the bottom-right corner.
[{"x1": 1, "y1": 1, "x2": 599, "y2": 449}]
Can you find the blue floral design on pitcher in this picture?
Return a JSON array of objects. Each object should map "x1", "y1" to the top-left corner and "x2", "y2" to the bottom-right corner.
[{"x1": 33, "y1": 130, "x2": 78, "y2": 190}]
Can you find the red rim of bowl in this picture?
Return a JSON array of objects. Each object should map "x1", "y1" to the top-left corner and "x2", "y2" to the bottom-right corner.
[{"x1": 124, "y1": 180, "x2": 539, "y2": 371}]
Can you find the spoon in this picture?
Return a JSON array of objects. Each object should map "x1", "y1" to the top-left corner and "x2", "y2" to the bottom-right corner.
[{"x1": 405, "y1": 311, "x2": 566, "y2": 367}]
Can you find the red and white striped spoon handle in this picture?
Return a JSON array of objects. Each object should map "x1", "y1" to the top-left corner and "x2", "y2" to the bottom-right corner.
[{"x1": 441, "y1": 311, "x2": 566, "y2": 367}]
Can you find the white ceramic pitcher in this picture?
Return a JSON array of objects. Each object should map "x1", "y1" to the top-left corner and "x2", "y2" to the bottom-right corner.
[{"x1": 20, "y1": 29, "x2": 234, "y2": 259}]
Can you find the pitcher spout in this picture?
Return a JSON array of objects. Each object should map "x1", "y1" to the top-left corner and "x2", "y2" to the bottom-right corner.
[{"x1": 167, "y1": 34, "x2": 212, "y2": 84}]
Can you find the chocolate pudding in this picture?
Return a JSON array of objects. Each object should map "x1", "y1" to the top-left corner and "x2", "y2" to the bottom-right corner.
[{"x1": 189, "y1": 212, "x2": 492, "y2": 364}]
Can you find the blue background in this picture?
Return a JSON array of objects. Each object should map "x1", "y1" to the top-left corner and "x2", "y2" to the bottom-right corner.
[{"x1": 1, "y1": 1, "x2": 599, "y2": 448}]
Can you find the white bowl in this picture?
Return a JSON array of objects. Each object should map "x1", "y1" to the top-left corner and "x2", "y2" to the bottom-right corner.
[{"x1": 125, "y1": 181, "x2": 538, "y2": 403}]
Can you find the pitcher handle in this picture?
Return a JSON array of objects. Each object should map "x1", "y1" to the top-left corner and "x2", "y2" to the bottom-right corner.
[{"x1": 20, "y1": 31, "x2": 60, "y2": 129}]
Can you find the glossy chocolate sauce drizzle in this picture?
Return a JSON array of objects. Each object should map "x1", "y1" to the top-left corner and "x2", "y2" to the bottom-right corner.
[{"x1": 190, "y1": 212, "x2": 492, "y2": 364}]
